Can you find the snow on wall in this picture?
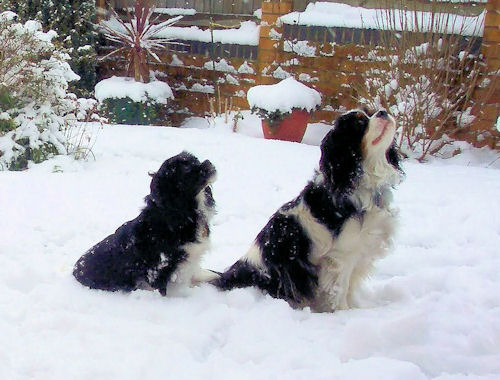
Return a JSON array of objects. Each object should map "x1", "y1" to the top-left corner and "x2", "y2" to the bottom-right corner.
[{"x1": 280, "y1": 2, "x2": 485, "y2": 37}]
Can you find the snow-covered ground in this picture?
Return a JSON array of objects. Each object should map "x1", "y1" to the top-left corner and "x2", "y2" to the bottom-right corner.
[{"x1": 1, "y1": 119, "x2": 499, "y2": 379}]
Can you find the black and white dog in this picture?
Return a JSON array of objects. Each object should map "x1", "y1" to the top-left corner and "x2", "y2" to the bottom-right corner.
[
  {"x1": 211, "y1": 109, "x2": 404, "y2": 312},
  {"x1": 73, "y1": 151, "x2": 217, "y2": 295}
]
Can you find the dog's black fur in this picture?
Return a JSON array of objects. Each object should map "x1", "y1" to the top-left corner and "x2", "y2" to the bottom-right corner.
[
  {"x1": 73, "y1": 152, "x2": 216, "y2": 295},
  {"x1": 211, "y1": 110, "x2": 404, "y2": 311}
]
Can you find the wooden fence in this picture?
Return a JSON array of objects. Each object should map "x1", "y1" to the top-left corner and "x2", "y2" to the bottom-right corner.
[
  {"x1": 110, "y1": 0, "x2": 261, "y2": 15},
  {"x1": 97, "y1": 0, "x2": 500, "y2": 149}
]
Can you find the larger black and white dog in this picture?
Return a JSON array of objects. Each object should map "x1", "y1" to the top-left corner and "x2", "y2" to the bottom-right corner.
[
  {"x1": 73, "y1": 151, "x2": 217, "y2": 295},
  {"x1": 211, "y1": 109, "x2": 404, "y2": 312}
]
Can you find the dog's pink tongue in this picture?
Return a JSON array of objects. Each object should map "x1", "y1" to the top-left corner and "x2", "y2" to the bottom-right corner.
[{"x1": 372, "y1": 125, "x2": 387, "y2": 146}]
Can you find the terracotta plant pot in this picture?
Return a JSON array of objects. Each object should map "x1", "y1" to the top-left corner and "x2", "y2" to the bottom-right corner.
[{"x1": 261, "y1": 109, "x2": 310, "y2": 142}]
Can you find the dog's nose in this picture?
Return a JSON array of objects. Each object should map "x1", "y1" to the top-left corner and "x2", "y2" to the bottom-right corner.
[
  {"x1": 201, "y1": 160, "x2": 216, "y2": 176},
  {"x1": 375, "y1": 110, "x2": 388, "y2": 118}
]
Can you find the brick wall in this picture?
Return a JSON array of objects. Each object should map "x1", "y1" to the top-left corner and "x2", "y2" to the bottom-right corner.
[
  {"x1": 475, "y1": 0, "x2": 500, "y2": 148},
  {"x1": 97, "y1": 0, "x2": 500, "y2": 149}
]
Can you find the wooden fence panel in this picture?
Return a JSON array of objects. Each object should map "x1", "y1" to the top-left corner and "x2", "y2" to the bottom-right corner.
[{"x1": 112, "y1": 0, "x2": 261, "y2": 14}]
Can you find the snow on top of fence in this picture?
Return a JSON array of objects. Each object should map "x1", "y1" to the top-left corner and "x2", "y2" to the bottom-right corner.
[
  {"x1": 430, "y1": 0, "x2": 487, "y2": 2},
  {"x1": 153, "y1": 8, "x2": 197, "y2": 16},
  {"x1": 102, "y1": 17, "x2": 260, "y2": 46},
  {"x1": 154, "y1": 20, "x2": 260, "y2": 45},
  {"x1": 280, "y1": 2, "x2": 485, "y2": 37}
]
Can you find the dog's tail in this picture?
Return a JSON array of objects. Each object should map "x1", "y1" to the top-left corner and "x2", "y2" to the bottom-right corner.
[
  {"x1": 191, "y1": 268, "x2": 221, "y2": 285},
  {"x1": 209, "y1": 259, "x2": 267, "y2": 291}
]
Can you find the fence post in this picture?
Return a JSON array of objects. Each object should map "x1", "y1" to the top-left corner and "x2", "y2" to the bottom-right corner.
[
  {"x1": 96, "y1": 0, "x2": 108, "y2": 22},
  {"x1": 475, "y1": 0, "x2": 500, "y2": 148},
  {"x1": 258, "y1": 0, "x2": 293, "y2": 84}
]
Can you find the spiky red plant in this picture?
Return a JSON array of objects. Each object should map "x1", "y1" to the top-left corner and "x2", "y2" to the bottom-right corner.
[{"x1": 100, "y1": 0, "x2": 181, "y2": 83}]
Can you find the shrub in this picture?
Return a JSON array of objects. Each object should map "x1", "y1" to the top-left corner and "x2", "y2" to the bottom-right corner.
[
  {"x1": 94, "y1": 76, "x2": 174, "y2": 126},
  {"x1": 0, "y1": 0, "x2": 98, "y2": 97},
  {"x1": 100, "y1": 96, "x2": 171, "y2": 125},
  {"x1": 100, "y1": 0, "x2": 181, "y2": 83},
  {"x1": 0, "y1": 12, "x2": 100, "y2": 170},
  {"x1": 355, "y1": 2, "x2": 496, "y2": 161}
]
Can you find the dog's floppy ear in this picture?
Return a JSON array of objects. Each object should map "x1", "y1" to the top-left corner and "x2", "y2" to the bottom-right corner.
[
  {"x1": 319, "y1": 125, "x2": 363, "y2": 197},
  {"x1": 386, "y1": 142, "x2": 405, "y2": 175}
]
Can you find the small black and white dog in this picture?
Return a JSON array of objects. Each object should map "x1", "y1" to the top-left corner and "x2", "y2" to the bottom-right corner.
[
  {"x1": 211, "y1": 109, "x2": 404, "y2": 312},
  {"x1": 73, "y1": 151, "x2": 217, "y2": 295}
]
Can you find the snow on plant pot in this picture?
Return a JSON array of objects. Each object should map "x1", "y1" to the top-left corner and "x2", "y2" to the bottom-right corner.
[
  {"x1": 247, "y1": 77, "x2": 321, "y2": 142},
  {"x1": 95, "y1": 76, "x2": 174, "y2": 125}
]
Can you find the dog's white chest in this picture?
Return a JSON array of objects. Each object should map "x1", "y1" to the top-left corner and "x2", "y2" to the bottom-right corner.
[{"x1": 304, "y1": 202, "x2": 397, "y2": 312}]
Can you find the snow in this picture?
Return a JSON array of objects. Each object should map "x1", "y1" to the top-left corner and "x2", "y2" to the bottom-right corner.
[
  {"x1": 94, "y1": 76, "x2": 174, "y2": 104},
  {"x1": 280, "y1": 2, "x2": 485, "y2": 37},
  {"x1": 237, "y1": 61, "x2": 255, "y2": 75},
  {"x1": 0, "y1": 10, "x2": 16, "y2": 21},
  {"x1": 284, "y1": 39, "x2": 317, "y2": 57},
  {"x1": 154, "y1": 7, "x2": 197, "y2": 16},
  {"x1": 431, "y1": 0, "x2": 486, "y2": 2},
  {"x1": 152, "y1": 20, "x2": 259, "y2": 46},
  {"x1": 170, "y1": 54, "x2": 184, "y2": 66},
  {"x1": 203, "y1": 59, "x2": 237, "y2": 74},
  {"x1": 101, "y1": 17, "x2": 259, "y2": 46},
  {"x1": 1, "y1": 118, "x2": 500, "y2": 379},
  {"x1": 247, "y1": 77, "x2": 322, "y2": 113}
]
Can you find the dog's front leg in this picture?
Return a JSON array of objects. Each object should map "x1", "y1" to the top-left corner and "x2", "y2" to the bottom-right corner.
[{"x1": 148, "y1": 266, "x2": 174, "y2": 296}]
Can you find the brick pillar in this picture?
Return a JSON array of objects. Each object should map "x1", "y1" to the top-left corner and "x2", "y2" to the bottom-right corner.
[
  {"x1": 475, "y1": 0, "x2": 500, "y2": 149},
  {"x1": 257, "y1": 0, "x2": 293, "y2": 85},
  {"x1": 96, "y1": 0, "x2": 108, "y2": 22}
]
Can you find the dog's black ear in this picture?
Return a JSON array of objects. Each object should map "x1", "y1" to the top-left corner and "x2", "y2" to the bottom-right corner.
[
  {"x1": 319, "y1": 124, "x2": 364, "y2": 197},
  {"x1": 386, "y1": 142, "x2": 404, "y2": 174}
]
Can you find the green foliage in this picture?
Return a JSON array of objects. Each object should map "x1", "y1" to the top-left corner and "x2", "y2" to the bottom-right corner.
[
  {"x1": 0, "y1": 87, "x2": 19, "y2": 134},
  {"x1": 100, "y1": 97, "x2": 172, "y2": 126},
  {"x1": 0, "y1": 118, "x2": 16, "y2": 134},
  {"x1": 0, "y1": 87, "x2": 19, "y2": 111},
  {"x1": 250, "y1": 106, "x2": 291, "y2": 131},
  {"x1": 8, "y1": 139, "x2": 58, "y2": 170},
  {"x1": 0, "y1": 0, "x2": 98, "y2": 97}
]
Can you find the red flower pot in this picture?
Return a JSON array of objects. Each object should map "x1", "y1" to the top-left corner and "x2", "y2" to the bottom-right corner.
[{"x1": 262, "y1": 109, "x2": 310, "y2": 142}]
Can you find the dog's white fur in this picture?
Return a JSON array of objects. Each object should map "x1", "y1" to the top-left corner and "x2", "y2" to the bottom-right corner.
[{"x1": 164, "y1": 177, "x2": 217, "y2": 292}]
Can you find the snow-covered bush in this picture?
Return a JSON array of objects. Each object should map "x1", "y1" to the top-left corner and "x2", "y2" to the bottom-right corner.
[
  {"x1": 0, "y1": 12, "x2": 100, "y2": 170},
  {"x1": 95, "y1": 76, "x2": 174, "y2": 126},
  {"x1": 356, "y1": 4, "x2": 494, "y2": 161},
  {"x1": 0, "y1": 0, "x2": 98, "y2": 97}
]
